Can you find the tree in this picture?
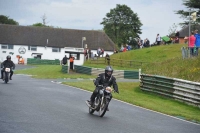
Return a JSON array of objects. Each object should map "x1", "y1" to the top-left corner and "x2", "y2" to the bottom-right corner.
[
  {"x1": 176, "y1": 0, "x2": 200, "y2": 27},
  {"x1": 0, "y1": 15, "x2": 19, "y2": 25},
  {"x1": 100, "y1": 4, "x2": 142, "y2": 47},
  {"x1": 32, "y1": 23, "x2": 45, "y2": 27},
  {"x1": 32, "y1": 14, "x2": 53, "y2": 28},
  {"x1": 168, "y1": 23, "x2": 178, "y2": 36}
]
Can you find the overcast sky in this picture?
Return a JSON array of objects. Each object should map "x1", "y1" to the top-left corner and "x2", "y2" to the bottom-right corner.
[{"x1": 0, "y1": 0, "x2": 187, "y2": 44}]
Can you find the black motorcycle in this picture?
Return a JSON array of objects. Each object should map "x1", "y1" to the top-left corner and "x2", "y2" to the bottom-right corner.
[
  {"x1": 86, "y1": 85, "x2": 114, "y2": 117},
  {"x1": 2, "y1": 67, "x2": 11, "y2": 83}
]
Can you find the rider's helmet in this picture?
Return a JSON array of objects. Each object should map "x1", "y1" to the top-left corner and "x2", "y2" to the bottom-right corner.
[
  {"x1": 6, "y1": 55, "x2": 11, "y2": 60},
  {"x1": 105, "y1": 66, "x2": 113, "y2": 77}
]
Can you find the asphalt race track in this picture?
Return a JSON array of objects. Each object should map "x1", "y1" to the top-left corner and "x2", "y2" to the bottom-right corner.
[{"x1": 0, "y1": 65, "x2": 199, "y2": 133}]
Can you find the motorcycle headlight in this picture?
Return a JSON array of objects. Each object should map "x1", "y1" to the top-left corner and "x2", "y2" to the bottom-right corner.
[{"x1": 106, "y1": 87, "x2": 112, "y2": 93}]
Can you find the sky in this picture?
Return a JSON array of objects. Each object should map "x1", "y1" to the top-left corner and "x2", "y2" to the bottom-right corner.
[{"x1": 0, "y1": 0, "x2": 187, "y2": 44}]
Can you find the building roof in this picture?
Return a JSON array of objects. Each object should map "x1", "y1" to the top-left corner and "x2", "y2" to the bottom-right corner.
[
  {"x1": 0, "y1": 24, "x2": 117, "y2": 51},
  {"x1": 179, "y1": 25, "x2": 200, "y2": 37}
]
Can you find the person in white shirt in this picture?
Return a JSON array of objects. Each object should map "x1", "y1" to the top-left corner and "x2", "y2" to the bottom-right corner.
[{"x1": 156, "y1": 34, "x2": 161, "y2": 45}]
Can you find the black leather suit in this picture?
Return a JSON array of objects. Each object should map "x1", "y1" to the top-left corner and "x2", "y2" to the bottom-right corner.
[{"x1": 90, "y1": 73, "x2": 119, "y2": 103}]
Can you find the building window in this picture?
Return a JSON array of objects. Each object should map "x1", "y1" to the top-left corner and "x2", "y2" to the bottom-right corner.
[
  {"x1": 1, "y1": 44, "x2": 13, "y2": 49},
  {"x1": 8, "y1": 45, "x2": 14, "y2": 49},
  {"x1": 71, "y1": 54, "x2": 80, "y2": 60},
  {"x1": 28, "y1": 46, "x2": 37, "y2": 51},
  {"x1": 52, "y1": 48, "x2": 61, "y2": 52}
]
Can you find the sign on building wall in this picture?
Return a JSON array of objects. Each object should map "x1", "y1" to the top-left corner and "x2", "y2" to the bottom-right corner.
[{"x1": 18, "y1": 47, "x2": 26, "y2": 54}]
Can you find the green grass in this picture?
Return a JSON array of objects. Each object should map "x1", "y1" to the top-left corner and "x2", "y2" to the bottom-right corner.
[
  {"x1": 15, "y1": 65, "x2": 96, "y2": 79},
  {"x1": 15, "y1": 44, "x2": 200, "y2": 123}
]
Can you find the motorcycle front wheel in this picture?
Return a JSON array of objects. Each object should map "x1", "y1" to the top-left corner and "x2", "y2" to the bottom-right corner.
[
  {"x1": 4, "y1": 72, "x2": 9, "y2": 83},
  {"x1": 99, "y1": 98, "x2": 109, "y2": 117}
]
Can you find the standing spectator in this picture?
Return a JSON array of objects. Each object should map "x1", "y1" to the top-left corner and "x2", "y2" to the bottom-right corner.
[
  {"x1": 88, "y1": 49, "x2": 91, "y2": 58},
  {"x1": 188, "y1": 32, "x2": 196, "y2": 57},
  {"x1": 69, "y1": 55, "x2": 75, "y2": 70},
  {"x1": 101, "y1": 48, "x2": 104, "y2": 57},
  {"x1": 105, "y1": 53, "x2": 110, "y2": 65},
  {"x1": 194, "y1": 30, "x2": 200, "y2": 56},
  {"x1": 97, "y1": 47, "x2": 101, "y2": 57},
  {"x1": 62, "y1": 55, "x2": 68, "y2": 65},
  {"x1": 156, "y1": 34, "x2": 161, "y2": 45},
  {"x1": 175, "y1": 31, "x2": 180, "y2": 43}
]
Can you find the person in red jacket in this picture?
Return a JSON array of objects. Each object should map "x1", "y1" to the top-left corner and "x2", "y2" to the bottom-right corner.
[{"x1": 188, "y1": 32, "x2": 196, "y2": 57}]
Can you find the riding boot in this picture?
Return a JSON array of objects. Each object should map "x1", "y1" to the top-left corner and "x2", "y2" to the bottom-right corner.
[
  {"x1": 0, "y1": 70, "x2": 3, "y2": 79},
  {"x1": 10, "y1": 71, "x2": 13, "y2": 80}
]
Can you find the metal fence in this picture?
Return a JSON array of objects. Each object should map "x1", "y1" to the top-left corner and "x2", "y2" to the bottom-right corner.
[
  {"x1": 89, "y1": 58, "x2": 147, "y2": 68},
  {"x1": 74, "y1": 65, "x2": 140, "y2": 79},
  {"x1": 181, "y1": 46, "x2": 199, "y2": 59},
  {"x1": 140, "y1": 74, "x2": 200, "y2": 108}
]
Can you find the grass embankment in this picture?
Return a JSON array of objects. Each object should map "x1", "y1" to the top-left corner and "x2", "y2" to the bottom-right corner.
[
  {"x1": 85, "y1": 44, "x2": 200, "y2": 82},
  {"x1": 15, "y1": 43, "x2": 200, "y2": 123}
]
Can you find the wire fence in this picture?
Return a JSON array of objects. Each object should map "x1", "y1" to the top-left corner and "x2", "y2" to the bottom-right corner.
[{"x1": 89, "y1": 58, "x2": 147, "y2": 69}]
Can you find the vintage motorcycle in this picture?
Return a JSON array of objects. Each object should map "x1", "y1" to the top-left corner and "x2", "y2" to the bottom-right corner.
[
  {"x1": 86, "y1": 85, "x2": 114, "y2": 117},
  {"x1": 2, "y1": 67, "x2": 11, "y2": 83}
]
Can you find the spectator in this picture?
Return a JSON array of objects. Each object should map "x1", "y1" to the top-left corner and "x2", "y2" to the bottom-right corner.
[
  {"x1": 194, "y1": 30, "x2": 200, "y2": 56},
  {"x1": 184, "y1": 36, "x2": 188, "y2": 44},
  {"x1": 175, "y1": 37, "x2": 179, "y2": 43},
  {"x1": 123, "y1": 46, "x2": 127, "y2": 52},
  {"x1": 62, "y1": 55, "x2": 68, "y2": 65},
  {"x1": 126, "y1": 44, "x2": 131, "y2": 50},
  {"x1": 69, "y1": 55, "x2": 75, "y2": 70},
  {"x1": 97, "y1": 47, "x2": 101, "y2": 57},
  {"x1": 156, "y1": 34, "x2": 161, "y2": 45},
  {"x1": 88, "y1": 49, "x2": 91, "y2": 58},
  {"x1": 105, "y1": 53, "x2": 110, "y2": 65},
  {"x1": 114, "y1": 49, "x2": 119, "y2": 53},
  {"x1": 101, "y1": 48, "x2": 104, "y2": 57},
  {"x1": 188, "y1": 32, "x2": 196, "y2": 57}
]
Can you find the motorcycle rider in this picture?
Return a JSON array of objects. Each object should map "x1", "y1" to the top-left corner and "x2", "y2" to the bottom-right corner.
[
  {"x1": 88, "y1": 66, "x2": 119, "y2": 110},
  {"x1": 1, "y1": 55, "x2": 15, "y2": 80}
]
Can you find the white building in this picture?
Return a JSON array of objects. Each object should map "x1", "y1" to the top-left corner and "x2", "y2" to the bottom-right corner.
[{"x1": 0, "y1": 24, "x2": 116, "y2": 65}]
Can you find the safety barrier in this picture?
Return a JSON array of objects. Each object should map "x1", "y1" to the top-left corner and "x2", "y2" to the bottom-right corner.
[
  {"x1": 74, "y1": 65, "x2": 140, "y2": 79},
  {"x1": 61, "y1": 65, "x2": 68, "y2": 73},
  {"x1": 181, "y1": 46, "x2": 199, "y2": 59},
  {"x1": 27, "y1": 58, "x2": 60, "y2": 65},
  {"x1": 140, "y1": 74, "x2": 200, "y2": 107}
]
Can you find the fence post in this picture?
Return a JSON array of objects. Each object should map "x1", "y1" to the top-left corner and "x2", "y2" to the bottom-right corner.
[
  {"x1": 181, "y1": 47, "x2": 186, "y2": 59},
  {"x1": 139, "y1": 68, "x2": 141, "y2": 81}
]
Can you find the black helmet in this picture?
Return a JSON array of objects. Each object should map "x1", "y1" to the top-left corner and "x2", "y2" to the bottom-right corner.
[
  {"x1": 6, "y1": 55, "x2": 11, "y2": 60},
  {"x1": 105, "y1": 66, "x2": 113, "y2": 77}
]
